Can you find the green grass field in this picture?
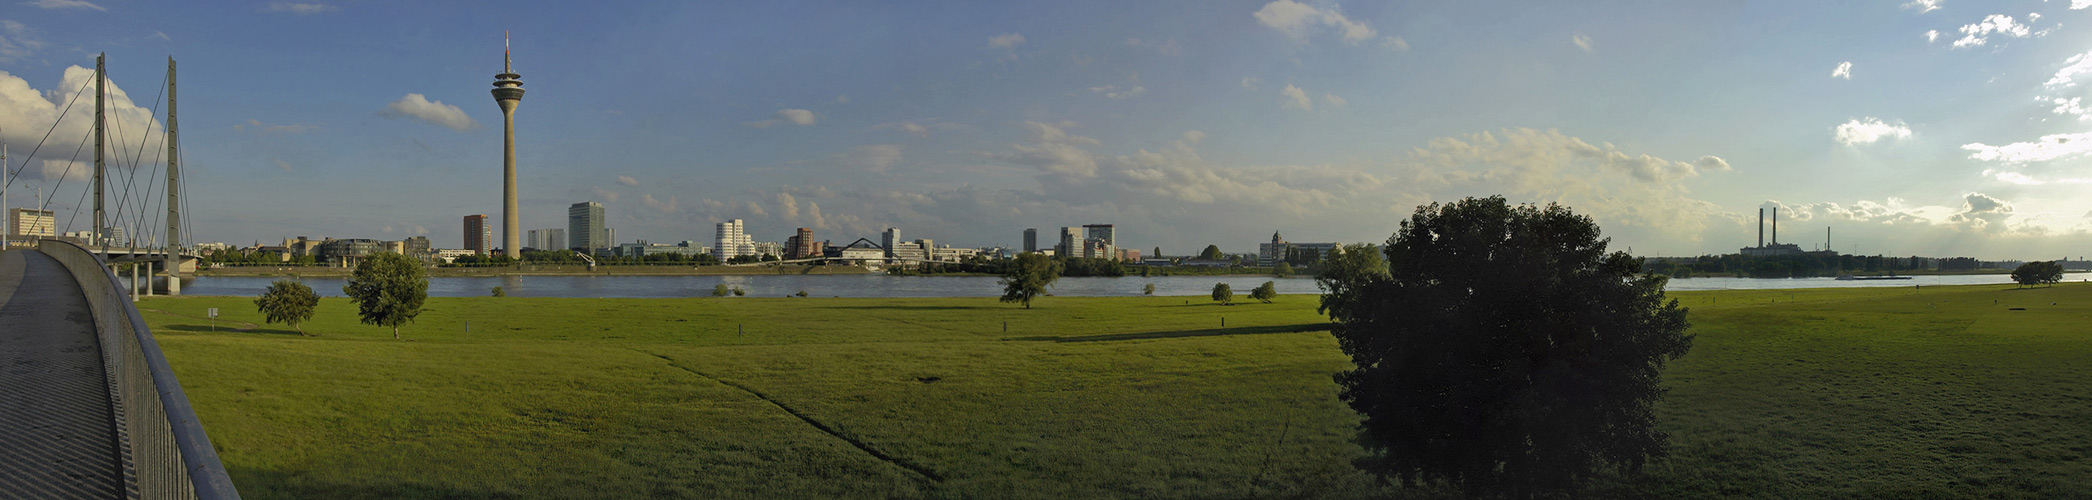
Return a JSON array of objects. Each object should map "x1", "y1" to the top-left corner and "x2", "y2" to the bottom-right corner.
[{"x1": 137, "y1": 283, "x2": 2092, "y2": 499}]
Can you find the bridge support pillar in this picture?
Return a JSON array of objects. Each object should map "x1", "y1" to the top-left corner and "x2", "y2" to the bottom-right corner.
[{"x1": 129, "y1": 264, "x2": 139, "y2": 302}]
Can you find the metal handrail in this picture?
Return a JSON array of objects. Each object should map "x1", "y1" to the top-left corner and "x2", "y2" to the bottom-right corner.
[{"x1": 38, "y1": 240, "x2": 241, "y2": 500}]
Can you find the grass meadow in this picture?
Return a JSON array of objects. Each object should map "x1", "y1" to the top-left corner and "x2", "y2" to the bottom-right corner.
[{"x1": 138, "y1": 282, "x2": 2092, "y2": 499}]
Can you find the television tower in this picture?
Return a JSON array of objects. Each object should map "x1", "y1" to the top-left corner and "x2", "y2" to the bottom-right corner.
[{"x1": 491, "y1": 32, "x2": 526, "y2": 259}]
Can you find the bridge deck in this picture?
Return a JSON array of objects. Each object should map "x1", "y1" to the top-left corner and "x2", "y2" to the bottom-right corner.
[{"x1": 0, "y1": 249, "x2": 124, "y2": 498}]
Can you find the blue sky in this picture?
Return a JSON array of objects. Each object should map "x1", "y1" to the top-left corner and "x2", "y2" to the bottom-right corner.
[{"x1": 4, "y1": 0, "x2": 2092, "y2": 259}]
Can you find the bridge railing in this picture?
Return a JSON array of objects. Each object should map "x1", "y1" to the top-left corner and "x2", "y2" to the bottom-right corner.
[{"x1": 39, "y1": 240, "x2": 241, "y2": 500}]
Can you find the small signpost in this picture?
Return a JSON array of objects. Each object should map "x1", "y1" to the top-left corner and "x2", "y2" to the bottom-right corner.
[{"x1": 207, "y1": 308, "x2": 218, "y2": 331}]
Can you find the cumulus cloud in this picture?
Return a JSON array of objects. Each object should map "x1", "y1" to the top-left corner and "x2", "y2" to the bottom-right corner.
[
  {"x1": 1241, "y1": 77, "x2": 1260, "y2": 91},
  {"x1": 0, "y1": 66, "x2": 164, "y2": 178},
  {"x1": 30, "y1": 159, "x2": 88, "y2": 182},
  {"x1": 0, "y1": 20, "x2": 42, "y2": 63},
  {"x1": 744, "y1": 108, "x2": 816, "y2": 128},
  {"x1": 23, "y1": 0, "x2": 102, "y2": 10},
  {"x1": 1952, "y1": 14, "x2": 2030, "y2": 48},
  {"x1": 775, "y1": 192, "x2": 799, "y2": 219},
  {"x1": 988, "y1": 33, "x2": 1025, "y2": 49},
  {"x1": 1323, "y1": 92, "x2": 1347, "y2": 109},
  {"x1": 1962, "y1": 131, "x2": 2092, "y2": 163},
  {"x1": 1926, "y1": 30, "x2": 1940, "y2": 43},
  {"x1": 590, "y1": 186, "x2": 620, "y2": 203},
  {"x1": 1088, "y1": 84, "x2": 1146, "y2": 99},
  {"x1": 2046, "y1": 97, "x2": 2091, "y2": 120},
  {"x1": 1948, "y1": 192, "x2": 2014, "y2": 230},
  {"x1": 1573, "y1": 34, "x2": 1594, "y2": 52},
  {"x1": 616, "y1": 175, "x2": 639, "y2": 187},
  {"x1": 642, "y1": 193, "x2": 678, "y2": 213},
  {"x1": 378, "y1": 93, "x2": 477, "y2": 131},
  {"x1": 745, "y1": 201, "x2": 766, "y2": 217},
  {"x1": 1281, "y1": 84, "x2": 1313, "y2": 110},
  {"x1": 1253, "y1": 0, "x2": 1376, "y2": 44},
  {"x1": 1833, "y1": 118, "x2": 1913, "y2": 145},
  {"x1": 2077, "y1": 0, "x2": 2092, "y2": 10},
  {"x1": 2044, "y1": 50, "x2": 2092, "y2": 88},
  {"x1": 265, "y1": 2, "x2": 336, "y2": 15},
  {"x1": 1831, "y1": 61, "x2": 1852, "y2": 79},
  {"x1": 1903, "y1": 0, "x2": 1942, "y2": 13}
]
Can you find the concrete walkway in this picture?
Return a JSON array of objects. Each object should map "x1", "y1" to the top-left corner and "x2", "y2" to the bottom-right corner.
[{"x1": 0, "y1": 249, "x2": 123, "y2": 498}]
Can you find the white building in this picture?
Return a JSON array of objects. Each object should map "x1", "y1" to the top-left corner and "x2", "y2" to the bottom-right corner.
[
  {"x1": 8, "y1": 208, "x2": 54, "y2": 237},
  {"x1": 714, "y1": 219, "x2": 754, "y2": 259}
]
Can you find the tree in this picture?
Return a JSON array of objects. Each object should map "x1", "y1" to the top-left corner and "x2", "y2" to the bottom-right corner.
[
  {"x1": 1143, "y1": 282, "x2": 1157, "y2": 295},
  {"x1": 1315, "y1": 243, "x2": 1387, "y2": 322},
  {"x1": 1154, "y1": 246, "x2": 1163, "y2": 259},
  {"x1": 1327, "y1": 196, "x2": 1693, "y2": 497},
  {"x1": 1211, "y1": 282, "x2": 1233, "y2": 305},
  {"x1": 253, "y1": 279, "x2": 320, "y2": 336},
  {"x1": 999, "y1": 252, "x2": 1063, "y2": 309},
  {"x1": 2011, "y1": 260, "x2": 2065, "y2": 287},
  {"x1": 341, "y1": 252, "x2": 429, "y2": 340},
  {"x1": 1249, "y1": 281, "x2": 1278, "y2": 303},
  {"x1": 1199, "y1": 244, "x2": 1225, "y2": 260},
  {"x1": 713, "y1": 284, "x2": 732, "y2": 297},
  {"x1": 1275, "y1": 262, "x2": 1293, "y2": 277},
  {"x1": 490, "y1": 286, "x2": 506, "y2": 297}
]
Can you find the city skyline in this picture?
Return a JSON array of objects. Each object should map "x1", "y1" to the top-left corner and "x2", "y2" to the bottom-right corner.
[{"x1": 7, "y1": 2, "x2": 2092, "y2": 259}]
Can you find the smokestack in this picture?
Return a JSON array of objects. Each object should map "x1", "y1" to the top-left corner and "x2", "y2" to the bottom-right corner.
[
  {"x1": 1772, "y1": 206, "x2": 1779, "y2": 245},
  {"x1": 1757, "y1": 208, "x2": 1764, "y2": 248}
]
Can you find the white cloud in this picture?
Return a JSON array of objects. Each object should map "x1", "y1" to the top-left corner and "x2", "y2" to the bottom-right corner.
[
  {"x1": 1573, "y1": 34, "x2": 1594, "y2": 52},
  {"x1": 1381, "y1": 36, "x2": 1409, "y2": 52},
  {"x1": 1831, "y1": 61, "x2": 1852, "y2": 80},
  {"x1": 1088, "y1": 84, "x2": 1146, "y2": 99},
  {"x1": 590, "y1": 186, "x2": 620, "y2": 203},
  {"x1": 1949, "y1": 192, "x2": 2014, "y2": 230},
  {"x1": 237, "y1": 118, "x2": 314, "y2": 134},
  {"x1": 1833, "y1": 118, "x2": 1913, "y2": 145},
  {"x1": 850, "y1": 144, "x2": 904, "y2": 173},
  {"x1": 30, "y1": 159, "x2": 88, "y2": 182},
  {"x1": 901, "y1": 122, "x2": 928, "y2": 136},
  {"x1": 776, "y1": 192, "x2": 799, "y2": 219},
  {"x1": 1241, "y1": 77, "x2": 1260, "y2": 91},
  {"x1": 806, "y1": 202, "x2": 828, "y2": 229},
  {"x1": 745, "y1": 201, "x2": 766, "y2": 217},
  {"x1": 2076, "y1": 0, "x2": 2092, "y2": 10},
  {"x1": 988, "y1": 33, "x2": 1025, "y2": 49},
  {"x1": 1963, "y1": 131, "x2": 2092, "y2": 163},
  {"x1": 1183, "y1": 130, "x2": 1206, "y2": 144},
  {"x1": 0, "y1": 66, "x2": 165, "y2": 176},
  {"x1": 0, "y1": 20, "x2": 46, "y2": 63},
  {"x1": 616, "y1": 175, "x2": 639, "y2": 187},
  {"x1": 1323, "y1": 92, "x2": 1347, "y2": 109},
  {"x1": 744, "y1": 108, "x2": 817, "y2": 128},
  {"x1": 22, "y1": 0, "x2": 103, "y2": 10},
  {"x1": 1952, "y1": 14, "x2": 2030, "y2": 48},
  {"x1": 265, "y1": 2, "x2": 336, "y2": 15},
  {"x1": 378, "y1": 93, "x2": 477, "y2": 131},
  {"x1": 2044, "y1": 50, "x2": 2092, "y2": 88},
  {"x1": 2047, "y1": 97, "x2": 2091, "y2": 120},
  {"x1": 642, "y1": 194, "x2": 678, "y2": 213},
  {"x1": 1281, "y1": 84, "x2": 1313, "y2": 110},
  {"x1": 1926, "y1": 30, "x2": 1940, "y2": 43},
  {"x1": 1253, "y1": 0, "x2": 1377, "y2": 45},
  {"x1": 1903, "y1": 0, "x2": 1942, "y2": 13}
]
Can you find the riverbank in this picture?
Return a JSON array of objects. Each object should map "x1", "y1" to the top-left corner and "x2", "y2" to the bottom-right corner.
[{"x1": 141, "y1": 283, "x2": 2092, "y2": 498}]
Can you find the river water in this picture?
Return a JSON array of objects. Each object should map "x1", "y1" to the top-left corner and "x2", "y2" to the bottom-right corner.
[{"x1": 164, "y1": 272, "x2": 2092, "y2": 299}]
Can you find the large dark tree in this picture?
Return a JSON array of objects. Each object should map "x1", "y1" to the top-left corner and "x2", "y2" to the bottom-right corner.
[
  {"x1": 1199, "y1": 244, "x2": 1225, "y2": 261},
  {"x1": 253, "y1": 279, "x2": 320, "y2": 336},
  {"x1": 2011, "y1": 260, "x2": 2064, "y2": 287},
  {"x1": 1325, "y1": 196, "x2": 1693, "y2": 497},
  {"x1": 342, "y1": 252, "x2": 429, "y2": 340},
  {"x1": 999, "y1": 252, "x2": 1063, "y2": 309}
]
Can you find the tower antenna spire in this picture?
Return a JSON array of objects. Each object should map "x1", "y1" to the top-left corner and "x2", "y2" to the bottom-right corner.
[{"x1": 504, "y1": 31, "x2": 511, "y2": 73}]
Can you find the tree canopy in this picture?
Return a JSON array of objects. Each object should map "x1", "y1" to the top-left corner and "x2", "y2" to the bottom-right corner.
[
  {"x1": 1324, "y1": 196, "x2": 1693, "y2": 496},
  {"x1": 2011, "y1": 260, "x2": 2064, "y2": 287},
  {"x1": 1000, "y1": 252, "x2": 1063, "y2": 309},
  {"x1": 1249, "y1": 281, "x2": 1278, "y2": 303},
  {"x1": 342, "y1": 252, "x2": 429, "y2": 340},
  {"x1": 1210, "y1": 282, "x2": 1233, "y2": 305},
  {"x1": 1199, "y1": 245, "x2": 1225, "y2": 260},
  {"x1": 253, "y1": 279, "x2": 320, "y2": 336}
]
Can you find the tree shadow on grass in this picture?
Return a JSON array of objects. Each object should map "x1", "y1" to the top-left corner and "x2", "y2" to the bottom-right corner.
[
  {"x1": 159, "y1": 324, "x2": 302, "y2": 336},
  {"x1": 1005, "y1": 323, "x2": 1331, "y2": 343},
  {"x1": 827, "y1": 305, "x2": 1002, "y2": 311}
]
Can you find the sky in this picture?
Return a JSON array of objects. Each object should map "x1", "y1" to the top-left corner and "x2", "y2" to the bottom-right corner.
[{"x1": 4, "y1": 0, "x2": 2092, "y2": 259}]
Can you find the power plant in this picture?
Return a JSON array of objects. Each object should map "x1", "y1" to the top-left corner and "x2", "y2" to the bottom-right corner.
[{"x1": 1741, "y1": 206, "x2": 1804, "y2": 256}]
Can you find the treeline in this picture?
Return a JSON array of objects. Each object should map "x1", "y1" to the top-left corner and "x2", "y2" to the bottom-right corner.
[{"x1": 1646, "y1": 253, "x2": 2009, "y2": 278}]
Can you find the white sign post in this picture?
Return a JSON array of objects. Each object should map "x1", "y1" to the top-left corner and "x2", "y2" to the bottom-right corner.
[{"x1": 207, "y1": 307, "x2": 218, "y2": 331}]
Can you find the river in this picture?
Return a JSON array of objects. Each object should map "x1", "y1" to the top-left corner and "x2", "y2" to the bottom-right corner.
[{"x1": 161, "y1": 272, "x2": 2092, "y2": 299}]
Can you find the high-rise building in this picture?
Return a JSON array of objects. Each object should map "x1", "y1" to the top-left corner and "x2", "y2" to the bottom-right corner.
[
  {"x1": 546, "y1": 228, "x2": 565, "y2": 251},
  {"x1": 715, "y1": 219, "x2": 753, "y2": 259},
  {"x1": 1058, "y1": 227, "x2": 1079, "y2": 256},
  {"x1": 882, "y1": 227, "x2": 901, "y2": 259},
  {"x1": 1023, "y1": 228, "x2": 1037, "y2": 253},
  {"x1": 400, "y1": 236, "x2": 431, "y2": 257},
  {"x1": 1083, "y1": 224, "x2": 1115, "y2": 246},
  {"x1": 463, "y1": 214, "x2": 490, "y2": 255},
  {"x1": 786, "y1": 227, "x2": 816, "y2": 259},
  {"x1": 8, "y1": 208, "x2": 55, "y2": 237},
  {"x1": 526, "y1": 229, "x2": 544, "y2": 251},
  {"x1": 569, "y1": 202, "x2": 605, "y2": 250}
]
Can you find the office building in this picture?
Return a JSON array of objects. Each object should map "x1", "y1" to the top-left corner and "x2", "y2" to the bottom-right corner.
[
  {"x1": 1058, "y1": 227, "x2": 1079, "y2": 256},
  {"x1": 9, "y1": 208, "x2": 54, "y2": 237},
  {"x1": 882, "y1": 227, "x2": 902, "y2": 259},
  {"x1": 715, "y1": 219, "x2": 754, "y2": 260},
  {"x1": 400, "y1": 236, "x2": 431, "y2": 257},
  {"x1": 569, "y1": 202, "x2": 606, "y2": 250},
  {"x1": 786, "y1": 228, "x2": 817, "y2": 259},
  {"x1": 1023, "y1": 228, "x2": 1037, "y2": 253},
  {"x1": 463, "y1": 215, "x2": 490, "y2": 255},
  {"x1": 1259, "y1": 231, "x2": 1340, "y2": 266}
]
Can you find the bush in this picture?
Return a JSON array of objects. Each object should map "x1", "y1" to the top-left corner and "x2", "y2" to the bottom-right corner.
[
  {"x1": 490, "y1": 286, "x2": 506, "y2": 297},
  {"x1": 713, "y1": 284, "x2": 731, "y2": 297},
  {"x1": 1249, "y1": 281, "x2": 1277, "y2": 303},
  {"x1": 1143, "y1": 283, "x2": 1156, "y2": 295},
  {"x1": 1210, "y1": 283, "x2": 1233, "y2": 305},
  {"x1": 254, "y1": 279, "x2": 320, "y2": 336}
]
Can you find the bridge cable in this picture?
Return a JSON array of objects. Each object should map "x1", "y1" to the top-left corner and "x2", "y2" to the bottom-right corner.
[{"x1": 45, "y1": 127, "x2": 94, "y2": 237}]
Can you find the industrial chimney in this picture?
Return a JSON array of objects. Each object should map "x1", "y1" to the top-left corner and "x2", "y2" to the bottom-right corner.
[
  {"x1": 1757, "y1": 208, "x2": 1764, "y2": 248},
  {"x1": 1772, "y1": 207, "x2": 1779, "y2": 245}
]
